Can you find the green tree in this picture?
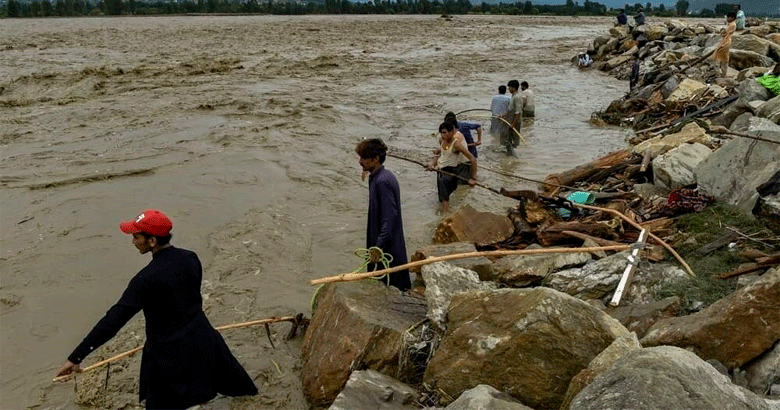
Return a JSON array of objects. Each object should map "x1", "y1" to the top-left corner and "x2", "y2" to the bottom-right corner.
[
  {"x1": 675, "y1": 0, "x2": 688, "y2": 15},
  {"x1": 714, "y1": 3, "x2": 731, "y2": 16},
  {"x1": 699, "y1": 7, "x2": 714, "y2": 16},
  {"x1": 658, "y1": 3, "x2": 664, "y2": 12},
  {"x1": 645, "y1": 2, "x2": 650, "y2": 12},
  {"x1": 41, "y1": 0, "x2": 53, "y2": 15},
  {"x1": 7, "y1": 0, "x2": 21, "y2": 16}
]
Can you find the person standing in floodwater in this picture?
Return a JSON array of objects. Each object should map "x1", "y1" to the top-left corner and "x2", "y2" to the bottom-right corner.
[
  {"x1": 356, "y1": 138, "x2": 412, "y2": 291},
  {"x1": 55, "y1": 209, "x2": 258, "y2": 409},
  {"x1": 712, "y1": 11, "x2": 737, "y2": 77},
  {"x1": 490, "y1": 85, "x2": 511, "y2": 137},
  {"x1": 503, "y1": 79, "x2": 523, "y2": 152},
  {"x1": 427, "y1": 122, "x2": 477, "y2": 213}
]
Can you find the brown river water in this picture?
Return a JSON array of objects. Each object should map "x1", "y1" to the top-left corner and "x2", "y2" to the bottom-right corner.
[{"x1": 1, "y1": 14, "x2": 631, "y2": 409}]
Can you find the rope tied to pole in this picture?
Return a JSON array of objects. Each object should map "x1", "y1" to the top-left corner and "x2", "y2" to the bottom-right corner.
[{"x1": 310, "y1": 246, "x2": 393, "y2": 311}]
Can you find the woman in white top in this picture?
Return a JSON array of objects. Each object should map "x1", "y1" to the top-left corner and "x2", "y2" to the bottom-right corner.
[{"x1": 427, "y1": 121, "x2": 477, "y2": 213}]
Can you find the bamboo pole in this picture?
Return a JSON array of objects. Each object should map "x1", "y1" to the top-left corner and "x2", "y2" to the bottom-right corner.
[
  {"x1": 53, "y1": 316, "x2": 298, "y2": 383},
  {"x1": 311, "y1": 245, "x2": 630, "y2": 285},
  {"x1": 572, "y1": 203, "x2": 695, "y2": 277},
  {"x1": 386, "y1": 153, "x2": 502, "y2": 195}
]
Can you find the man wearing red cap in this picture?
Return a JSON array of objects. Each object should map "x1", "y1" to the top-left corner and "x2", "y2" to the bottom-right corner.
[{"x1": 55, "y1": 210, "x2": 257, "y2": 409}]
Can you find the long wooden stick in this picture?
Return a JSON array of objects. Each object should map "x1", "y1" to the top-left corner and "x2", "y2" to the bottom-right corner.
[
  {"x1": 386, "y1": 153, "x2": 502, "y2": 195},
  {"x1": 310, "y1": 245, "x2": 630, "y2": 285},
  {"x1": 572, "y1": 203, "x2": 695, "y2": 277},
  {"x1": 708, "y1": 126, "x2": 780, "y2": 146},
  {"x1": 53, "y1": 315, "x2": 298, "y2": 382}
]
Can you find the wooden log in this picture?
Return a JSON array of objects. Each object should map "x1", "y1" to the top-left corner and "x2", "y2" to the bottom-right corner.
[
  {"x1": 697, "y1": 231, "x2": 740, "y2": 255},
  {"x1": 542, "y1": 149, "x2": 632, "y2": 193},
  {"x1": 640, "y1": 150, "x2": 652, "y2": 173},
  {"x1": 537, "y1": 221, "x2": 618, "y2": 247},
  {"x1": 561, "y1": 230, "x2": 625, "y2": 247}
]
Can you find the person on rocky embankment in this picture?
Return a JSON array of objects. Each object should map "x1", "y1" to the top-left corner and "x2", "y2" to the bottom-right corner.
[{"x1": 712, "y1": 11, "x2": 737, "y2": 77}]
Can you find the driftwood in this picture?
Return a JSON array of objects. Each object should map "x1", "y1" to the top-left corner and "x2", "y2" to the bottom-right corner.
[
  {"x1": 561, "y1": 230, "x2": 624, "y2": 247},
  {"x1": 698, "y1": 231, "x2": 740, "y2": 255},
  {"x1": 311, "y1": 245, "x2": 631, "y2": 285},
  {"x1": 719, "y1": 253, "x2": 780, "y2": 279},
  {"x1": 537, "y1": 221, "x2": 618, "y2": 247},
  {"x1": 542, "y1": 149, "x2": 632, "y2": 193}
]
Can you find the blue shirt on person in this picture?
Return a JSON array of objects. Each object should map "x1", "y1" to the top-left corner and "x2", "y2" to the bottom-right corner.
[{"x1": 457, "y1": 121, "x2": 482, "y2": 158}]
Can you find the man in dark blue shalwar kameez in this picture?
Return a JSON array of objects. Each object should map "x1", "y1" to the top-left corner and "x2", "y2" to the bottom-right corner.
[
  {"x1": 356, "y1": 139, "x2": 412, "y2": 291},
  {"x1": 55, "y1": 209, "x2": 258, "y2": 409}
]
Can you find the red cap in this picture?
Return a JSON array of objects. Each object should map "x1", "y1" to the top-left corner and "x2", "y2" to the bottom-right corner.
[{"x1": 119, "y1": 209, "x2": 172, "y2": 237}]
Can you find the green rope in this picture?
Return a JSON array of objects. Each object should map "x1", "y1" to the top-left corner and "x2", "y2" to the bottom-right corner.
[{"x1": 310, "y1": 246, "x2": 393, "y2": 312}]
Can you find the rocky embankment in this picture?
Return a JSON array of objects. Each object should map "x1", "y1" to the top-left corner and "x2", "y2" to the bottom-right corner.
[{"x1": 298, "y1": 18, "x2": 780, "y2": 410}]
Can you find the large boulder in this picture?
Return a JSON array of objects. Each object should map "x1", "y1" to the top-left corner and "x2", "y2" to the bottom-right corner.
[
  {"x1": 569, "y1": 346, "x2": 780, "y2": 410},
  {"x1": 489, "y1": 244, "x2": 591, "y2": 287},
  {"x1": 666, "y1": 78, "x2": 707, "y2": 105},
  {"x1": 633, "y1": 121, "x2": 711, "y2": 157},
  {"x1": 410, "y1": 242, "x2": 493, "y2": 280},
  {"x1": 652, "y1": 142, "x2": 712, "y2": 189},
  {"x1": 604, "y1": 296, "x2": 681, "y2": 338},
  {"x1": 744, "y1": 340, "x2": 780, "y2": 396},
  {"x1": 696, "y1": 117, "x2": 780, "y2": 212},
  {"x1": 711, "y1": 98, "x2": 752, "y2": 128},
  {"x1": 546, "y1": 252, "x2": 689, "y2": 305},
  {"x1": 729, "y1": 49, "x2": 776, "y2": 71},
  {"x1": 421, "y1": 262, "x2": 496, "y2": 331},
  {"x1": 602, "y1": 55, "x2": 632, "y2": 71},
  {"x1": 433, "y1": 205, "x2": 514, "y2": 247},
  {"x1": 757, "y1": 95, "x2": 780, "y2": 123},
  {"x1": 423, "y1": 287, "x2": 631, "y2": 410},
  {"x1": 559, "y1": 333, "x2": 642, "y2": 410},
  {"x1": 641, "y1": 268, "x2": 780, "y2": 370},
  {"x1": 646, "y1": 25, "x2": 669, "y2": 41},
  {"x1": 444, "y1": 385, "x2": 533, "y2": 410},
  {"x1": 327, "y1": 370, "x2": 419, "y2": 410},
  {"x1": 740, "y1": 78, "x2": 775, "y2": 102},
  {"x1": 754, "y1": 193, "x2": 780, "y2": 234},
  {"x1": 731, "y1": 34, "x2": 771, "y2": 56},
  {"x1": 609, "y1": 25, "x2": 630, "y2": 39},
  {"x1": 301, "y1": 280, "x2": 428, "y2": 407}
]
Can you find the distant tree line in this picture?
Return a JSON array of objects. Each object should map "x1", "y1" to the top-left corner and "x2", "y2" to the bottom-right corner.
[{"x1": 2, "y1": 0, "x2": 776, "y2": 18}]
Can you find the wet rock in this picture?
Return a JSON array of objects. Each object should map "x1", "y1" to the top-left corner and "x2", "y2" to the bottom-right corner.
[
  {"x1": 609, "y1": 26, "x2": 629, "y2": 39},
  {"x1": 560, "y1": 333, "x2": 642, "y2": 410},
  {"x1": 410, "y1": 242, "x2": 493, "y2": 280},
  {"x1": 756, "y1": 95, "x2": 780, "y2": 123},
  {"x1": 666, "y1": 78, "x2": 707, "y2": 105},
  {"x1": 740, "y1": 77, "x2": 775, "y2": 102},
  {"x1": 641, "y1": 268, "x2": 780, "y2": 370},
  {"x1": 444, "y1": 385, "x2": 533, "y2": 410},
  {"x1": 696, "y1": 117, "x2": 780, "y2": 212},
  {"x1": 604, "y1": 296, "x2": 681, "y2": 338},
  {"x1": 328, "y1": 369, "x2": 419, "y2": 410},
  {"x1": 490, "y1": 244, "x2": 591, "y2": 287},
  {"x1": 645, "y1": 25, "x2": 669, "y2": 41},
  {"x1": 744, "y1": 340, "x2": 780, "y2": 396},
  {"x1": 433, "y1": 205, "x2": 514, "y2": 247},
  {"x1": 729, "y1": 49, "x2": 775, "y2": 71},
  {"x1": 301, "y1": 280, "x2": 428, "y2": 407},
  {"x1": 421, "y1": 262, "x2": 496, "y2": 331},
  {"x1": 652, "y1": 142, "x2": 711, "y2": 189},
  {"x1": 633, "y1": 121, "x2": 711, "y2": 158},
  {"x1": 423, "y1": 287, "x2": 630, "y2": 410},
  {"x1": 602, "y1": 55, "x2": 632, "y2": 71},
  {"x1": 731, "y1": 34, "x2": 772, "y2": 56},
  {"x1": 593, "y1": 35, "x2": 611, "y2": 50},
  {"x1": 569, "y1": 346, "x2": 780, "y2": 410},
  {"x1": 546, "y1": 252, "x2": 688, "y2": 305}
]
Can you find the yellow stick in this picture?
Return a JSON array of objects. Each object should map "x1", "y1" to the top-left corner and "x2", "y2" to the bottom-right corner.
[
  {"x1": 53, "y1": 315, "x2": 298, "y2": 383},
  {"x1": 310, "y1": 245, "x2": 630, "y2": 285}
]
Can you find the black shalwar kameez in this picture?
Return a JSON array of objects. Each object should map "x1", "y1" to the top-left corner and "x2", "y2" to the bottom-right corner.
[
  {"x1": 68, "y1": 246, "x2": 257, "y2": 409},
  {"x1": 366, "y1": 166, "x2": 411, "y2": 291}
]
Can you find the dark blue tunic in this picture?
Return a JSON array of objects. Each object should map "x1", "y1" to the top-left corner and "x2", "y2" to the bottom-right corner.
[
  {"x1": 367, "y1": 166, "x2": 411, "y2": 290},
  {"x1": 68, "y1": 246, "x2": 257, "y2": 409}
]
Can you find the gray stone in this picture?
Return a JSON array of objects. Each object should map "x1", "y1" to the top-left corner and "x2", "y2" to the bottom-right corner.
[
  {"x1": 749, "y1": 100, "x2": 767, "y2": 113},
  {"x1": 730, "y1": 112, "x2": 755, "y2": 133},
  {"x1": 411, "y1": 242, "x2": 493, "y2": 281},
  {"x1": 490, "y1": 244, "x2": 591, "y2": 287},
  {"x1": 731, "y1": 34, "x2": 772, "y2": 56},
  {"x1": 729, "y1": 49, "x2": 776, "y2": 71},
  {"x1": 443, "y1": 385, "x2": 533, "y2": 410},
  {"x1": 633, "y1": 121, "x2": 711, "y2": 157},
  {"x1": 711, "y1": 98, "x2": 751, "y2": 129},
  {"x1": 757, "y1": 95, "x2": 780, "y2": 124},
  {"x1": 421, "y1": 262, "x2": 496, "y2": 331},
  {"x1": 633, "y1": 183, "x2": 670, "y2": 205},
  {"x1": 570, "y1": 346, "x2": 780, "y2": 410},
  {"x1": 560, "y1": 333, "x2": 642, "y2": 410},
  {"x1": 609, "y1": 25, "x2": 629, "y2": 39},
  {"x1": 328, "y1": 369, "x2": 419, "y2": 410},
  {"x1": 707, "y1": 359, "x2": 730, "y2": 376},
  {"x1": 423, "y1": 287, "x2": 630, "y2": 410},
  {"x1": 771, "y1": 384, "x2": 780, "y2": 397},
  {"x1": 754, "y1": 193, "x2": 780, "y2": 234},
  {"x1": 744, "y1": 338, "x2": 780, "y2": 395},
  {"x1": 660, "y1": 76, "x2": 680, "y2": 98},
  {"x1": 604, "y1": 296, "x2": 681, "y2": 338},
  {"x1": 546, "y1": 253, "x2": 688, "y2": 305},
  {"x1": 739, "y1": 78, "x2": 775, "y2": 102},
  {"x1": 696, "y1": 117, "x2": 780, "y2": 213},
  {"x1": 653, "y1": 142, "x2": 712, "y2": 189}
]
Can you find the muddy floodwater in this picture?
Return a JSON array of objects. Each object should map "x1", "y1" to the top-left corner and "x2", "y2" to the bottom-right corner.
[{"x1": 1, "y1": 14, "x2": 631, "y2": 409}]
